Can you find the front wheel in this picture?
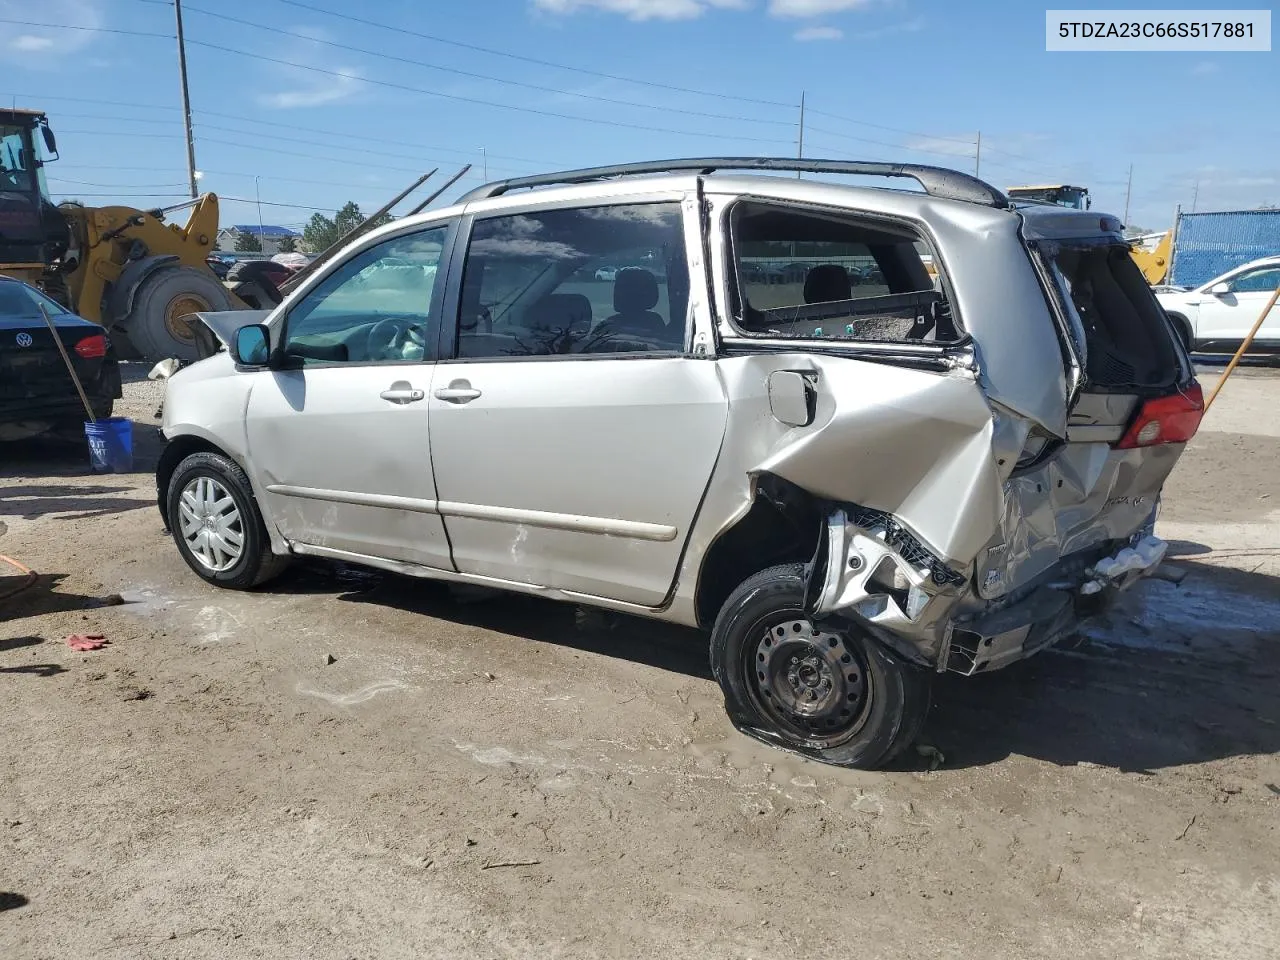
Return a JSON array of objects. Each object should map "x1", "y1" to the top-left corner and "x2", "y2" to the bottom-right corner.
[
  {"x1": 709, "y1": 563, "x2": 931, "y2": 770},
  {"x1": 166, "y1": 451, "x2": 289, "y2": 589}
]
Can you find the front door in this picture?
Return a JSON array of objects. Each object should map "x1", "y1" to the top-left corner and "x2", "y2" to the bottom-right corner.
[
  {"x1": 428, "y1": 201, "x2": 728, "y2": 606},
  {"x1": 1195, "y1": 262, "x2": 1280, "y2": 344},
  {"x1": 245, "y1": 222, "x2": 456, "y2": 569}
]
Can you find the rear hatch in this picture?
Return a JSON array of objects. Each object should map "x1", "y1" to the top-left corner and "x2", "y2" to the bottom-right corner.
[
  {"x1": 0, "y1": 281, "x2": 112, "y2": 410},
  {"x1": 973, "y1": 211, "x2": 1201, "y2": 599}
]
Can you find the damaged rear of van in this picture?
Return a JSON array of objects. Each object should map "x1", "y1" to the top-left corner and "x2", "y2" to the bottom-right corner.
[{"x1": 695, "y1": 173, "x2": 1201, "y2": 768}]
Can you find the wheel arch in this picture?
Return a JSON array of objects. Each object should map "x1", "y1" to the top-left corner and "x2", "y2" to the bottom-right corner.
[
  {"x1": 692, "y1": 474, "x2": 825, "y2": 630},
  {"x1": 1165, "y1": 310, "x2": 1194, "y2": 352},
  {"x1": 156, "y1": 432, "x2": 238, "y2": 531}
]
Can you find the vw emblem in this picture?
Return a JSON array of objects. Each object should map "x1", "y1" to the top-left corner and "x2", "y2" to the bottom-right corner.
[{"x1": 15, "y1": 332, "x2": 33, "y2": 347}]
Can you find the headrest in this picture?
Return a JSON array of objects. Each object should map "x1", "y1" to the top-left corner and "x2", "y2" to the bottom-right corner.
[
  {"x1": 613, "y1": 268, "x2": 659, "y2": 313},
  {"x1": 527, "y1": 292, "x2": 592, "y2": 332},
  {"x1": 803, "y1": 264, "x2": 853, "y2": 304}
]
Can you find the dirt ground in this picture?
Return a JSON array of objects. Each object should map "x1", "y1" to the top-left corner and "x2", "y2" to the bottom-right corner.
[{"x1": 2, "y1": 362, "x2": 1278, "y2": 959}]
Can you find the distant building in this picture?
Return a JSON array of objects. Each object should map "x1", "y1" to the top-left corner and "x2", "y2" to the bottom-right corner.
[{"x1": 215, "y1": 224, "x2": 301, "y2": 255}]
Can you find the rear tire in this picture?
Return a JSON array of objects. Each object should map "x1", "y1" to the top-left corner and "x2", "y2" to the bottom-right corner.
[
  {"x1": 1166, "y1": 312, "x2": 1194, "y2": 353},
  {"x1": 709, "y1": 563, "x2": 932, "y2": 770},
  {"x1": 124, "y1": 266, "x2": 234, "y2": 362},
  {"x1": 166, "y1": 451, "x2": 289, "y2": 590}
]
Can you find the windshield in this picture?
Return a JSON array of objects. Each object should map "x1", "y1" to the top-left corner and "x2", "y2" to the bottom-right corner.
[
  {"x1": 0, "y1": 280, "x2": 70, "y2": 319},
  {"x1": 0, "y1": 125, "x2": 35, "y2": 193}
]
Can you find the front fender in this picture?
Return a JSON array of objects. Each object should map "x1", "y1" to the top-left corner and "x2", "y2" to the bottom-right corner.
[{"x1": 105, "y1": 254, "x2": 180, "y2": 323}]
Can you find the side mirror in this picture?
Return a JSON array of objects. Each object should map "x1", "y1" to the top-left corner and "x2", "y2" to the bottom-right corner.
[
  {"x1": 233, "y1": 324, "x2": 271, "y2": 366},
  {"x1": 1209, "y1": 282, "x2": 1231, "y2": 296},
  {"x1": 40, "y1": 123, "x2": 58, "y2": 159}
]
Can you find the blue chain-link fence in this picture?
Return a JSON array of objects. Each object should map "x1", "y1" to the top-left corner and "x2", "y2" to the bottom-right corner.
[{"x1": 1169, "y1": 209, "x2": 1280, "y2": 288}]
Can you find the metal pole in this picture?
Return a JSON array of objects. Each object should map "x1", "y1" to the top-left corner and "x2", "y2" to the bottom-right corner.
[
  {"x1": 174, "y1": 0, "x2": 199, "y2": 199},
  {"x1": 1203, "y1": 279, "x2": 1280, "y2": 413},
  {"x1": 796, "y1": 91, "x2": 805, "y2": 178},
  {"x1": 974, "y1": 131, "x2": 981, "y2": 178},
  {"x1": 1123, "y1": 163, "x2": 1133, "y2": 225},
  {"x1": 38, "y1": 303, "x2": 96, "y2": 422},
  {"x1": 482, "y1": 147, "x2": 487, "y2": 182},
  {"x1": 254, "y1": 175, "x2": 264, "y2": 252},
  {"x1": 1191, "y1": 179, "x2": 1200, "y2": 213},
  {"x1": 404, "y1": 164, "x2": 473, "y2": 216}
]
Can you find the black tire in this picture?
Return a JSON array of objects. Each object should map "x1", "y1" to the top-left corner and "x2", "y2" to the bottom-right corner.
[
  {"x1": 124, "y1": 266, "x2": 234, "y2": 362},
  {"x1": 1166, "y1": 312, "x2": 1194, "y2": 353},
  {"x1": 709, "y1": 563, "x2": 931, "y2": 770},
  {"x1": 166, "y1": 451, "x2": 289, "y2": 590}
]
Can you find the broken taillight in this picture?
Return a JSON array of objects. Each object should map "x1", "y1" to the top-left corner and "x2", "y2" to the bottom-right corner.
[
  {"x1": 1114, "y1": 382, "x2": 1204, "y2": 449},
  {"x1": 74, "y1": 334, "x2": 107, "y2": 359}
]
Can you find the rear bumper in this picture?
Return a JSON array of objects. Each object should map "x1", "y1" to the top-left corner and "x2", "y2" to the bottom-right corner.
[{"x1": 944, "y1": 535, "x2": 1168, "y2": 675}]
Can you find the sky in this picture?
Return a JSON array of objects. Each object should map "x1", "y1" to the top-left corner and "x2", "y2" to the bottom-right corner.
[{"x1": 1, "y1": 0, "x2": 1276, "y2": 233}]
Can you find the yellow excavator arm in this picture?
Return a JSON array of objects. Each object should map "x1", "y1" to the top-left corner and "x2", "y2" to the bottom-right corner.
[{"x1": 1129, "y1": 230, "x2": 1172, "y2": 286}]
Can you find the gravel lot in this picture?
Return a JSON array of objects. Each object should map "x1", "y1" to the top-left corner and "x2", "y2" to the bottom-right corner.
[{"x1": 2, "y1": 361, "x2": 1278, "y2": 959}]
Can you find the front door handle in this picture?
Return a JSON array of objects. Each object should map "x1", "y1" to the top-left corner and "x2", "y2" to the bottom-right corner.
[
  {"x1": 434, "y1": 380, "x2": 482, "y2": 403},
  {"x1": 380, "y1": 384, "x2": 425, "y2": 404}
]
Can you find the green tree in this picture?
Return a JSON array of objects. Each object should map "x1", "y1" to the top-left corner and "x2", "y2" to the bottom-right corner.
[
  {"x1": 303, "y1": 201, "x2": 393, "y2": 253},
  {"x1": 234, "y1": 229, "x2": 262, "y2": 252},
  {"x1": 276, "y1": 234, "x2": 298, "y2": 254}
]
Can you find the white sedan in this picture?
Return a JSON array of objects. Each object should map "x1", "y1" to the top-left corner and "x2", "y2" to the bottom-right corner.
[{"x1": 1156, "y1": 255, "x2": 1280, "y2": 356}]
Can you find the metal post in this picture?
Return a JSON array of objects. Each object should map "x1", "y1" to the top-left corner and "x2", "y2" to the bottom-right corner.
[
  {"x1": 254, "y1": 175, "x2": 265, "y2": 253},
  {"x1": 481, "y1": 147, "x2": 488, "y2": 182},
  {"x1": 173, "y1": 0, "x2": 199, "y2": 199},
  {"x1": 796, "y1": 91, "x2": 805, "y2": 178},
  {"x1": 1191, "y1": 180, "x2": 1200, "y2": 212},
  {"x1": 404, "y1": 165, "x2": 473, "y2": 216},
  {"x1": 974, "y1": 131, "x2": 981, "y2": 178},
  {"x1": 1123, "y1": 163, "x2": 1133, "y2": 225}
]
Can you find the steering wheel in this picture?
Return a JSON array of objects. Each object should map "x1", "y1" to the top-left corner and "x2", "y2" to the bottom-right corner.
[{"x1": 366, "y1": 317, "x2": 426, "y2": 361}]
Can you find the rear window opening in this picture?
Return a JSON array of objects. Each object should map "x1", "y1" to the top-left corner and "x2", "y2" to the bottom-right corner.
[
  {"x1": 1036, "y1": 240, "x2": 1180, "y2": 390},
  {"x1": 727, "y1": 201, "x2": 960, "y2": 345}
]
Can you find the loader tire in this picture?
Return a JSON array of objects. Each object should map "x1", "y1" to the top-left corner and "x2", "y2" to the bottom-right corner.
[{"x1": 124, "y1": 265, "x2": 234, "y2": 362}]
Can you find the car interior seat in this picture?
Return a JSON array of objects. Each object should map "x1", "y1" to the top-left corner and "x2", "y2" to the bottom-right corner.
[
  {"x1": 525, "y1": 292, "x2": 593, "y2": 353},
  {"x1": 803, "y1": 264, "x2": 853, "y2": 304},
  {"x1": 605, "y1": 268, "x2": 666, "y2": 339}
]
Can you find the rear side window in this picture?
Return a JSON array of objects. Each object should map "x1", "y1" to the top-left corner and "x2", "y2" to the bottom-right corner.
[
  {"x1": 727, "y1": 201, "x2": 959, "y2": 344},
  {"x1": 1036, "y1": 240, "x2": 1179, "y2": 388},
  {"x1": 455, "y1": 203, "x2": 689, "y2": 359}
]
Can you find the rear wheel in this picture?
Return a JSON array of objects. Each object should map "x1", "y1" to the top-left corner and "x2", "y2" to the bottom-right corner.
[
  {"x1": 709, "y1": 563, "x2": 931, "y2": 770},
  {"x1": 166, "y1": 451, "x2": 289, "y2": 589},
  {"x1": 123, "y1": 266, "x2": 234, "y2": 362},
  {"x1": 1166, "y1": 312, "x2": 1194, "y2": 353}
]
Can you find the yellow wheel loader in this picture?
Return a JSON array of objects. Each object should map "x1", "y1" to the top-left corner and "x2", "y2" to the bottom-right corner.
[{"x1": 1, "y1": 107, "x2": 240, "y2": 360}]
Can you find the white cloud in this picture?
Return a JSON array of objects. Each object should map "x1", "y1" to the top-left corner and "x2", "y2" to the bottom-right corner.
[
  {"x1": 259, "y1": 67, "x2": 362, "y2": 109},
  {"x1": 534, "y1": 0, "x2": 747, "y2": 20},
  {"x1": 903, "y1": 135, "x2": 979, "y2": 159},
  {"x1": 851, "y1": 15, "x2": 925, "y2": 39},
  {"x1": 11, "y1": 36, "x2": 55, "y2": 52},
  {"x1": 768, "y1": 0, "x2": 872, "y2": 17},
  {"x1": 0, "y1": 0, "x2": 101, "y2": 62},
  {"x1": 794, "y1": 25, "x2": 843, "y2": 40},
  {"x1": 1191, "y1": 60, "x2": 1219, "y2": 76}
]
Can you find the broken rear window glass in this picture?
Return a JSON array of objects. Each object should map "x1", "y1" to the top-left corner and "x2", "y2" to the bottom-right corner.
[
  {"x1": 1035, "y1": 240, "x2": 1180, "y2": 389},
  {"x1": 727, "y1": 201, "x2": 960, "y2": 345}
]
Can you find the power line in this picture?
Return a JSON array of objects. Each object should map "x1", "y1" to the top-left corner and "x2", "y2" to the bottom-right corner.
[
  {"x1": 178, "y1": 4, "x2": 794, "y2": 128},
  {"x1": 0, "y1": 18, "x2": 171, "y2": 39},
  {"x1": 262, "y1": 0, "x2": 795, "y2": 109},
  {"x1": 49, "y1": 177, "x2": 189, "y2": 188},
  {"x1": 805, "y1": 107, "x2": 976, "y2": 146},
  {"x1": 182, "y1": 38, "x2": 794, "y2": 145}
]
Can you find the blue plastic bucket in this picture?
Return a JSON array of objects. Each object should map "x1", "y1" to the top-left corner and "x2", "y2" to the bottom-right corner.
[{"x1": 84, "y1": 417, "x2": 134, "y2": 473}]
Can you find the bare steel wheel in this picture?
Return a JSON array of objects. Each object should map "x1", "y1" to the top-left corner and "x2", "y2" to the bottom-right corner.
[
  {"x1": 164, "y1": 292, "x2": 213, "y2": 345},
  {"x1": 710, "y1": 563, "x2": 931, "y2": 770},
  {"x1": 750, "y1": 619, "x2": 870, "y2": 746},
  {"x1": 178, "y1": 475, "x2": 244, "y2": 573}
]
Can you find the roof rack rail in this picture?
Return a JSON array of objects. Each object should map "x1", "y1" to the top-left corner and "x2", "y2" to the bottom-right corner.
[{"x1": 457, "y1": 157, "x2": 1010, "y2": 209}]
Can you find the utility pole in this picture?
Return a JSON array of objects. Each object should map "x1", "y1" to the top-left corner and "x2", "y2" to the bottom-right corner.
[
  {"x1": 1191, "y1": 179, "x2": 1200, "y2": 212},
  {"x1": 796, "y1": 91, "x2": 806, "y2": 178},
  {"x1": 481, "y1": 147, "x2": 488, "y2": 181},
  {"x1": 1123, "y1": 163, "x2": 1133, "y2": 225},
  {"x1": 173, "y1": 0, "x2": 199, "y2": 199},
  {"x1": 974, "y1": 131, "x2": 981, "y2": 178},
  {"x1": 254, "y1": 175, "x2": 265, "y2": 251}
]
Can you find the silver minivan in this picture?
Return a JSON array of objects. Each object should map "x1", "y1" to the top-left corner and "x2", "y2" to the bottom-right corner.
[{"x1": 157, "y1": 159, "x2": 1202, "y2": 769}]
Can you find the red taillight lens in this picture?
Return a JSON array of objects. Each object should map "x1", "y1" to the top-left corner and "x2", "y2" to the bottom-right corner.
[
  {"x1": 1115, "y1": 382, "x2": 1204, "y2": 449},
  {"x1": 74, "y1": 334, "x2": 107, "y2": 359}
]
